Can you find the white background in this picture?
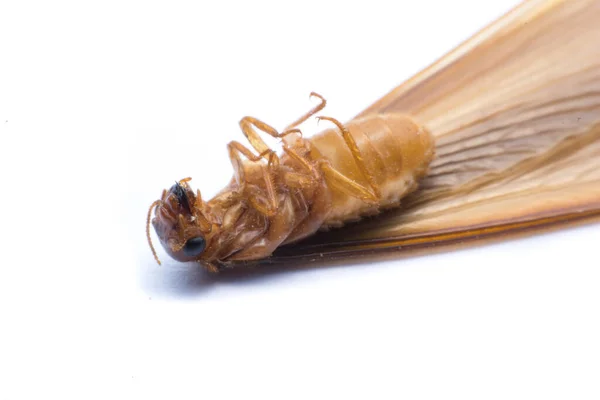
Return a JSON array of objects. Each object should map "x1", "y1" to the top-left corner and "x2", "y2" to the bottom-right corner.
[{"x1": 1, "y1": 0, "x2": 599, "y2": 399}]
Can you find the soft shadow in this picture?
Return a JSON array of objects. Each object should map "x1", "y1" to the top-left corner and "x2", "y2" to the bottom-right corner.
[
  {"x1": 138, "y1": 248, "x2": 431, "y2": 299},
  {"x1": 138, "y1": 216, "x2": 600, "y2": 298},
  {"x1": 139, "y1": 260, "x2": 217, "y2": 298}
]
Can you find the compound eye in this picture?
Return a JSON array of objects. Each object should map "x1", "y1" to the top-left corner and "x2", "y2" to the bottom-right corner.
[{"x1": 182, "y1": 236, "x2": 206, "y2": 257}]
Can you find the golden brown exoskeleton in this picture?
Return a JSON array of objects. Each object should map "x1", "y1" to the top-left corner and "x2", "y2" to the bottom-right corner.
[
  {"x1": 147, "y1": 94, "x2": 435, "y2": 271},
  {"x1": 148, "y1": 0, "x2": 600, "y2": 270},
  {"x1": 268, "y1": 0, "x2": 600, "y2": 265}
]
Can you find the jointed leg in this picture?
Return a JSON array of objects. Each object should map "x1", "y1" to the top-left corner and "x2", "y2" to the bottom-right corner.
[
  {"x1": 283, "y1": 142, "x2": 378, "y2": 204},
  {"x1": 239, "y1": 117, "x2": 300, "y2": 160},
  {"x1": 320, "y1": 162, "x2": 378, "y2": 203},
  {"x1": 238, "y1": 92, "x2": 326, "y2": 159},
  {"x1": 235, "y1": 110, "x2": 309, "y2": 213},
  {"x1": 317, "y1": 116, "x2": 382, "y2": 199},
  {"x1": 227, "y1": 141, "x2": 279, "y2": 216},
  {"x1": 284, "y1": 92, "x2": 327, "y2": 131},
  {"x1": 231, "y1": 93, "x2": 375, "y2": 214},
  {"x1": 281, "y1": 171, "x2": 316, "y2": 189},
  {"x1": 228, "y1": 140, "x2": 270, "y2": 163},
  {"x1": 244, "y1": 167, "x2": 278, "y2": 216},
  {"x1": 282, "y1": 145, "x2": 316, "y2": 174}
]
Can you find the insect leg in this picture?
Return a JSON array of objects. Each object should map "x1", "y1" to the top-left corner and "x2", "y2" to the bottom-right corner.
[
  {"x1": 280, "y1": 172, "x2": 312, "y2": 188},
  {"x1": 238, "y1": 92, "x2": 325, "y2": 158},
  {"x1": 282, "y1": 146, "x2": 317, "y2": 174},
  {"x1": 319, "y1": 162, "x2": 378, "y2": 203},
  {"x1": 284, "y1": 143, "x2": 376, "y2": 202},
  {"x1": 227, "y1": 141, "x2": 280, "y2": 217},
  {"x1": 284, "y1": 92, "x2": 327, "y2": 131},
  {"x1": 317, "y1": 116, "x2": 382, "y2": 199},
  {"x1": 239, "y1": 117, "x2": 301, "y2": 160}
]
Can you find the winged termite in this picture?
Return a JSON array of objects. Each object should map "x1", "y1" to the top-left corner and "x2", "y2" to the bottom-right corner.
[
  {"x1": 147, "y1": 0, "x2": 600, "y2": 271},
  {"x1": 147, "y1": 93, "x2": 435, "y2": 272}
]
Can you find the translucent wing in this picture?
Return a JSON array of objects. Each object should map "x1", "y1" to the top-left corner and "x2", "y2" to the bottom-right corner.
[{"x1": 268, "y1": 0, "x2": 600, "y2": 264}]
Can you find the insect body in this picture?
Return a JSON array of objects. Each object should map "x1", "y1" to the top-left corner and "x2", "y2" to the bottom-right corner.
[
  {"x1": 147, "y1": 94, "x2": 435, "y2": 271},
  {"x1": 147, "y1": 0, "x2": 600, "y2": 270}
]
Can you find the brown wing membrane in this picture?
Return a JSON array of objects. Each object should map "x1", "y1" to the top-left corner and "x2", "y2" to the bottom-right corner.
[{"x1": 267, "y1": 0, "x2": 600, "y2": 264}]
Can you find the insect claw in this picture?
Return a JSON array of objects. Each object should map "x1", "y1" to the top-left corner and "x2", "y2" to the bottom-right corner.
[{"x1": 309, "y1": 92, "x2": 325, "y2": 101}]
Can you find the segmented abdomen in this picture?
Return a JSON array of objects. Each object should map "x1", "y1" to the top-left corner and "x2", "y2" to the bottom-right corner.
[{"x1": 308, "y1": 114, "x2": 435, "y2": 228}]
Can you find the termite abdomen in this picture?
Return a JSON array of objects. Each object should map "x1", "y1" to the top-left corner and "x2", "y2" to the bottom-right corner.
[{"x1": 307, "y1": 114, "x2": 435, "y2": 228}]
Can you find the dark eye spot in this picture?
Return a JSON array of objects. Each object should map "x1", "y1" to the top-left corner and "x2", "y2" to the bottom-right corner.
[{"x1": 183, "y1": 236, "x2": 206, "y2": 257}]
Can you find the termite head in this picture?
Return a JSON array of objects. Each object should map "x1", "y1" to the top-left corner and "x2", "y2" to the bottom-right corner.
[{"x1": 147, "y1": 178, "x2": 221, "y2": 272}]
